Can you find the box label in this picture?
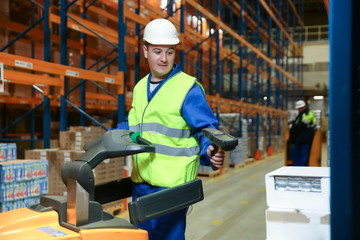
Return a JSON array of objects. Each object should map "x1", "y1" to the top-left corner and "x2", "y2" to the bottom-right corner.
[
  {"x1": 15, "y1": 60, "x2": 33, "y2": 69},
  {"x1": 65, "y1": 70, "x2": 79, "y2": 77},
  {"x1": 104, "y1": 77, "x2": 115, "y2": 83}
]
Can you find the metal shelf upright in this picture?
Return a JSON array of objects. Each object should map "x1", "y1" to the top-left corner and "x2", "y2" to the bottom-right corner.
[{"x1": 266, "y1": 0, "x2": 274, "y2": 155}]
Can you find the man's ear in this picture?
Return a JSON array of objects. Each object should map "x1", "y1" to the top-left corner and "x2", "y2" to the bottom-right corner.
[{"x1": 143, "y1": 45, "x2": 148, "y2": 59}]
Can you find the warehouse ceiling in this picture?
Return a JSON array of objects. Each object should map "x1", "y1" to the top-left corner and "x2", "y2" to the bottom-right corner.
[
  {"x1": 303, "y1": 0, "x2": 328, "y2": 26},
  {"x1": 303, "y1": 0, "x2": 329, "y2": 99}
]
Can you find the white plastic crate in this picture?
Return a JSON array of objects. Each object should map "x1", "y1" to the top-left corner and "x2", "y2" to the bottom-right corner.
[
  {"x1": 266, "y1": 207, "x2": 330, "y2": 240},
  {"x1": 265, "y1": 167, "x2": 330, "y2": 211}
]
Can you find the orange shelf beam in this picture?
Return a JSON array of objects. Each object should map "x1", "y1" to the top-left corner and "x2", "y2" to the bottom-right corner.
[
  {"x1": 323, "y1": 0, "x2": 329, "y2": 16},
  {"x1": 206, "y1": 95, "x2": 287, "y2": 117},
  {"x1": 0, "y1": 52, "x2": 123, "y2": 87},
  {"x1": 287, "y1": 0, "x2": 305, "y2": 28}
]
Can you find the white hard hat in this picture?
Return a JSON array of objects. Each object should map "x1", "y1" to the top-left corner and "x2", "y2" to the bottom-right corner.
[
  {"x1": 295, "y1": 100, "x2": 306, "y2": 109},
  {"x1": 143, "y1": 18, "x2": 180, "y2": 45}
]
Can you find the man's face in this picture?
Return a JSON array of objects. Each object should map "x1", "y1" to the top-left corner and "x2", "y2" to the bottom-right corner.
[
  {"x1": 143, "y1": 44, "x2": 176, "y2": 81},
  {"x1": 297, "y1": 106, "x2": 307, "y2": 112}
]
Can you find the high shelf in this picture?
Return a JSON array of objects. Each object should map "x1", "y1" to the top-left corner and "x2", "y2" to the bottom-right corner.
[{"x1": 0, "y1": 0, "x2": 305, "y2": 159}]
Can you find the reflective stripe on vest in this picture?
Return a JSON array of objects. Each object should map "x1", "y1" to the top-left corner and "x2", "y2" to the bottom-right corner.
[
  {"x1": 128, "y1": 72, "x2": 202, "y2": 187},
  {"x1": 129, "y1": 122, "x2": 192, "y2": 138}
]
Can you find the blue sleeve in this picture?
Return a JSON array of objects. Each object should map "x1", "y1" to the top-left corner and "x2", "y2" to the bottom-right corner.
[
  {"x1": 182, "y1": 84, "x2": 219, "y2": 166},
  {"x1": 110, "y1": 120, "x2": 129, "y2": 130}
]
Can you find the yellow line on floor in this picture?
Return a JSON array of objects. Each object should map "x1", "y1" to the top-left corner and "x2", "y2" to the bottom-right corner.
[{"x1": 117, "y1": 210, "x2": 129, "y2": 218}]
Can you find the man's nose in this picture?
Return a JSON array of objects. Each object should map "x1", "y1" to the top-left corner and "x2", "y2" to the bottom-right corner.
[{"x1": 160, "y1": 53, "x2": 167, "y2": 62}]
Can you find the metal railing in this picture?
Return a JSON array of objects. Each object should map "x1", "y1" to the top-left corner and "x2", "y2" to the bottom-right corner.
[{"x1": 290, "y1": 25, "x2": 329, "y2": 42}]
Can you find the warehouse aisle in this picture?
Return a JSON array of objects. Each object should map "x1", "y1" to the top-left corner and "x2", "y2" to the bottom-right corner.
[{"x1": 185, "y1": 153, "x2": 284, "y2": 240}]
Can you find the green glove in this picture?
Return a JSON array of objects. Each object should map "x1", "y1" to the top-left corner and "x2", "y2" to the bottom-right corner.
[{"x1": 130, "y1": 131, "x2": 141, "y2": 143}]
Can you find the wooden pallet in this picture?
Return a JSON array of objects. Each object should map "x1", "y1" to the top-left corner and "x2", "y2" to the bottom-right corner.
[
  {"x1": 229, "y1": 158, "x2": 256, "y2": 168},
  {"x1": 230, "y1": 162, "x2": 246, "y2": 169},
  {"x1": 198, "y1": 169, "x2": 221, "y2": 177},
  {"x1": 102, "y1": 200, "x2": 124, "y2": 216},
  {"x1": 245, "y1": 158, "x2": 255, "y2": 165},
  {"x1": 222, "y1": 167, "x2": 230, "y2": 174}
]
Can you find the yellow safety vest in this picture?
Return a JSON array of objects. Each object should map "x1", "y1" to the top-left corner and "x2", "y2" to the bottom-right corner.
[
  {"x1": 296, "y1": 109, "x2": 317, "y2": 127},
  {"x1": 128, "y1": 72, "x2": 202, "y2": 187}
]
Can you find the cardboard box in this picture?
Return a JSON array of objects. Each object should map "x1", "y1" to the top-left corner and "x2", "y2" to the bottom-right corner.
[
  {"x1": 266, "y1": 207, "x2": 330, "y2": 240},
  {"x1": 34, "y1": 140, "x2": 59, "y2": 149},
  {"x1": 12, "y1": 84, "x2": 32, "y2": 98},
  {"x1": 59, "y1": 131, "x2": 86, "y2": 151},
  {"x1": 24, "y1": 148, "x2": 58, "y2": 161},
  {"x1": 47, "y1": 150, "x2": 84, "y2": 196},
  {"x1": 69, "y1": 126, "x2": 105, "y2": 137},
  {"x1": 265, "y1": 167, "x2": 330, "y2": 211},
  {"x1": 93, "y1": 157, "x2": 124, "y2": 184}
]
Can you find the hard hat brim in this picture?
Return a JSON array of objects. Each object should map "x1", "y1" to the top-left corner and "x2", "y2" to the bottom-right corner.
[{"x1": 144, "y1": 38, "x2": 180, "y2": 45}]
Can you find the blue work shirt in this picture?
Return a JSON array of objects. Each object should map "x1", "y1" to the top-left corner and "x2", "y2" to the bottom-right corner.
[{"x1": 115, "y1": 63, "x2": 218, "y2": 166}]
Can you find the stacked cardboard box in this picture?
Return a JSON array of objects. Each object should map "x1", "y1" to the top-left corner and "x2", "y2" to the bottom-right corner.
[
  {"x1": 25, "y1": 149, "x2": 125, "y2": 195},
  {"x1": 69, "y1": 126, "x2": 105, "y2": 138},
  {"x1": 93, "y1": 157, "x2": 124, "y2": 185},
  {"x1": 59, "y1": 131, "x2": 86, "y2": 151},
  {"x1": 265, "y1": 167, "x2": 330, "y2": 240},
  {"x1": 49, "y1": 150, "x2": 85, "y2": 196},
  {"x1": 26, "y1": 126, "x2": 124, "y2": 196},
  {"x1": 59, "y1": 126, "x2": 105, "y2": 151},
  {"x1": 24, "y1": 148, "x2": 57, "y2": 162},
  {"x1": 25, "y1": 149, "x2": 65, "y2": 196},
  {"x1": 21, "y1": 127, "x2": 125, "y2": 225}
]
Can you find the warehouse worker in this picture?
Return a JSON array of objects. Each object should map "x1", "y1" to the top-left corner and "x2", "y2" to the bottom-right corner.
[
  {"x1": 289, "y1": 100, "x2": 317, "y2": 166},
  {"x1": 115, "y1": 18, "x2": 225, "y2": 240}
]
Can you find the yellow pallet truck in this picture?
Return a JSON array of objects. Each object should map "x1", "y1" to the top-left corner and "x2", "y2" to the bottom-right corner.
[{"x1": 0, "y1": 129, "x2": 238, "y2": 240}]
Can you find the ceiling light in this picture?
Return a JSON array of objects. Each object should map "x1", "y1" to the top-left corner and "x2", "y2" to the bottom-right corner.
[{"x1": 313, "y1": 96, "x2": 324, "y2": 100}]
